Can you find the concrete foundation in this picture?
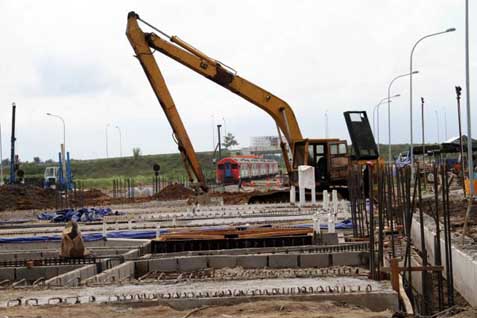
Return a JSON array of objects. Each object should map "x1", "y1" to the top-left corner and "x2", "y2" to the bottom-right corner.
[
  {"x1": 84, "y1": 261, "x2": 135, "y2": 284},
  {"x1": 135, "y1": 250, "x2": 368, "y2": 273},
  {"x1": 412, "y1": 213, "x2": 477, "y2": 306},
  {"x1": 0, "y1": 265, "x2": 82, "y2": 283},
  {"x1": 158, "y1": 293, "x2": 398, "y2": 312}
]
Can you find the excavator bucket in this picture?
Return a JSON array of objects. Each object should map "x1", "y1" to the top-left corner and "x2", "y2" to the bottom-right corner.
[{"x1": 343, "y1": 111, "x2": 379, "y2": 161}]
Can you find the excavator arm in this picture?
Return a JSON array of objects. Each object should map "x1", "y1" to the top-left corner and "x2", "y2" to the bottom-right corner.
[
  {"x1": 126, "y1": 12, "x2": 208, "y2": 191},
  {"x1": 126, "y1": 12, "x2": 303, "y2": 181}
]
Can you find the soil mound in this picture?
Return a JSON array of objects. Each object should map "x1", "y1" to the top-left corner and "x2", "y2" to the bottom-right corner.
[
  {"x1": 157, "y1": 183, "x2": 195, "y2": 201},
  {"x1": 0, "y1": 184, "x2": 57, "y2": 211}
]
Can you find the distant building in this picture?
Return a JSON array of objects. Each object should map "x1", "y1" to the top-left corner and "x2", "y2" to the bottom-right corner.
[
  {"x1": 251, "y1": 136, "x2": 280, "y2": 149},
  {"x1": 241, "y1": 136, "x2": 282, "y2": 155}
]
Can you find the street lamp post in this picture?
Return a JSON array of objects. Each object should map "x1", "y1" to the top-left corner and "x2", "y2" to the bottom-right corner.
[
  {"x1": 46, "y1": 112, "x2": 67, "y2": 183},
  {"x1": 105, "y1": 124, "x2": 110, "y2": 158},
  {"x1": 409, "y1": 28, "x2": 456, "y2": 175},
  {"x1": 324, "y1": 110, "x2": 329, "y2": 138},
  {"x1": 387, "y1": 71, "x2": 419, "y2": 162},
  {"x1": 373, "y1": 94, "x2": 400, "y2": 154},
  {"x1": 443, "y1": 109, "x2": 448, "y2": 141},
  {"x1": 46, "y1": 113, "x2": 66, "y2": 152},
  {"x1": 435, "y1": 110, "x2": 440, "y2": 144},
  {"x1": 115, "y1": 126, "x2": 123, "y2": 157}
]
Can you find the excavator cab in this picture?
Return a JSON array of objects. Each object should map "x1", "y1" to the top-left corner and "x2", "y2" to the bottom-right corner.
[{"x1": 292, "y1": 139, "x2": 349, "y2": 189}]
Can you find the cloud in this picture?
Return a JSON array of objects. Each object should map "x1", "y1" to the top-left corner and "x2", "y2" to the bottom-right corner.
[
  {"x1": 0, "y1": 0, "x2": 475, "y2": 162},
  {"x1": 24, "y1": 57, "x2": 117, "y2": 97}
]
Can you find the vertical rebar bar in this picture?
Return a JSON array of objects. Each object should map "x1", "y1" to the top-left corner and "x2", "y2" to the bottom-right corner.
[{"x1": 433, "y1": 164, "x2": 444, "y2": 310}]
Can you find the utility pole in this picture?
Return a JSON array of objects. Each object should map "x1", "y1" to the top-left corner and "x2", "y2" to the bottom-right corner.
[
  {"x1": 217, "y1": 124, "x2": 222, "y2": 161},
  {"x1": 435, "y1": 110, "x2": 440, "y2": 144},
  {"x1": 9, "y1": 103, "x2": 16, "y2": 184},
  {"x1": 462, "y1": 0, "x2": 474, "y2": 252},
  {"x1": 464, "y1": 0, "x2": 473, "y2": 196},
  {"x1": 456, "y1": 86, "x2": 466, "y2": 193}
]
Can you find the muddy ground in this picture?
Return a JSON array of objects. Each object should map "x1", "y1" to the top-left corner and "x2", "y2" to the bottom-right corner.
[{"x1": 0, "y1": 300, "x2": 393, "y2": 318}]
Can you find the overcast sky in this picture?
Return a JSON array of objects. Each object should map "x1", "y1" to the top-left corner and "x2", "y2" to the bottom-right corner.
[{"x1": 0, "y1": 1, "x2": 475, "y2": 161}]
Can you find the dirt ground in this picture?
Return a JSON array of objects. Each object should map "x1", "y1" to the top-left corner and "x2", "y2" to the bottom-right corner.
[
  {"x1": 0, "y1": 184, "x2": 154, "y2": 213},
  {"x1": 421, "y1": 194, "x2": 477, "y2": 241},
  {"x1": 0, "y1": 184, "x2": 57, "y2": 211},
  {"x1": 0, "y1": 300, "x2": 393, "y2": 318}
]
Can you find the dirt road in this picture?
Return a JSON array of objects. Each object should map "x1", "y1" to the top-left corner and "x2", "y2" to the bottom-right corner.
[{"x1": 0, "y1": 300, "x2": 393, "y2": 318}]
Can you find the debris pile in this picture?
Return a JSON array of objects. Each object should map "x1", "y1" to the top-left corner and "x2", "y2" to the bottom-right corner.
[
  {"x1": 156, "y1": 183, "x2": 195, "y2": 201},
  {"x1": 0, "y1": 184, "x2": 57, "y2": 211}
]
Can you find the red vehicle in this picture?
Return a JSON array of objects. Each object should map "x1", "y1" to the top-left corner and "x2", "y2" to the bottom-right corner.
[{"x1": 216, "y1": 156, "x2": 279, "y2": 185}]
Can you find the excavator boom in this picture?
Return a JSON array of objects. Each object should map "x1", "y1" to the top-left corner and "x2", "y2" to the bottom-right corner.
[{"x1": 126, "y1": 12, "x2": 207, "y2": 191}]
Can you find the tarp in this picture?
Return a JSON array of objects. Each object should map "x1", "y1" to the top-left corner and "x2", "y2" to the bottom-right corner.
[
  {"x1": 0, "y1": 219, "x2": 353, "y2": 244},
  {"x1": 37, "y1": 208, "x2": 124, "y2": 223},
  {"x1": 292, "y1": 218, "x2": 353, "y2": 230},
  {"x1": 0, "y1": 230, "x2": 163, "y2": 243}
]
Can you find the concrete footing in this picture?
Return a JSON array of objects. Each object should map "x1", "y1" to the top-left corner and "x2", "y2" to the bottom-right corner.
[
  {"x1": 135, "y1": 251, "x2": 368, "y2": 276},
  {"x1": 158, "y1": 293, "x2": 398, "y2": 312},
  {"x1": 412, "y1": 213, "x2": 477, "y2": 306}
]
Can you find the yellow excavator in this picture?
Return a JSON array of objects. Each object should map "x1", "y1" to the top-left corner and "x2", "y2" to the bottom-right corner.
[{"x1": 126, "y1": 12, "x2": 352, "y2": 196}]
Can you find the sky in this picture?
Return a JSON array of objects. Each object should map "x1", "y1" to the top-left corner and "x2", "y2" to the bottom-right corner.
[{"x1": 0, "y1": 0, "x2": 475, "y2": 161}]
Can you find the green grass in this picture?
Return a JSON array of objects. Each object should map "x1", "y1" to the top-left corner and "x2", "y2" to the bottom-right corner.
[
  {"x1": 5, "y1": 151, "x2": 223, "y2": 189},
  {"x1": 4, "y1": 143, "x2": 429, "y2": 190}
]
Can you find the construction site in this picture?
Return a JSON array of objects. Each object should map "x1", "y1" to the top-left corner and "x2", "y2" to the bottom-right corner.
[{"x1": 1, "y1": 2, "x2": 476, "y2": 318}]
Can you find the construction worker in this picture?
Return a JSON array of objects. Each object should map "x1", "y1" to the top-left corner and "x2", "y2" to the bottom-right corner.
[{"x1": 60, "y1": 221, "x2": 89, "y2": 258}]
